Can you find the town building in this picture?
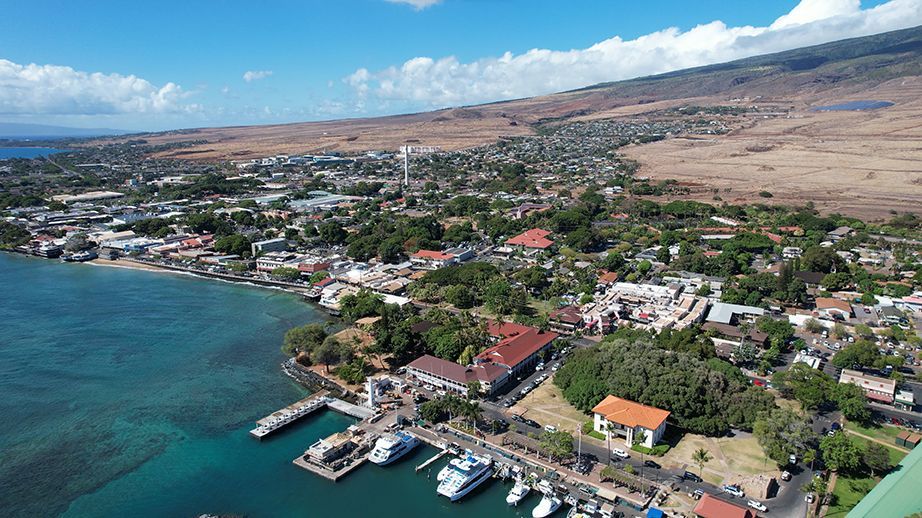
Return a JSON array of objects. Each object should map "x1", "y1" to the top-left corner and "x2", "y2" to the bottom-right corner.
[
  {"x1": 306, "y1": 431, "x2": 356, "y2": 463},
  {"x1": 815, "y1": 297, "x2": 853, "y2": 320},
  {"x1": 584, "y1": 282, "x2": 709, "y2": 333},
  {"x1": 693, "y1": 493, "x2": 755, "y2": 518},
  {"x1": 410, "y1": 249, "x2": 456, "y2": 270},
  {"x1": 548, "y1": 306, "x2": 584, "y2": 334},
  {"x1": 477, "y1": 322, "x2": 558, "y2": 378},
  {"x1": 705, "y1": 302, "x2": 764, "y2": 325},
  {"x1": 406, "y1": 354, "x2": 508, "y2": 396},
  {"x1": 256, "y1": 251, "x2": 297, "y2": 272},
  {"x1": 839, "y1": 369, "x2": 897, "y2": 404},
  {"x1": 251, "y1": 237, "x2": 288, "y2": 256},
  {"x1": 506, "y1": 228, "x2": 554, "y2": 250},
  {"x1": 591, "y1": 395, "x2": 670, "y2": 449}
]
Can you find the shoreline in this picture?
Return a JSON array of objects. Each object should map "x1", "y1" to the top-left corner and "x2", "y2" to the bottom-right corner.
[{"x1": 2, "y1": 250, "x2": 326, "y2": 305}]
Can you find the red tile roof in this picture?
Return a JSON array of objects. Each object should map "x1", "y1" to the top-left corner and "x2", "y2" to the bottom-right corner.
[
  {"x1": 506, "y1": 228, "x2": 554, "y2": 249},
  {"x1": 478, "y1": 323, "x2": 558, "y2": 369},
  {"x1": 408, "y1": 354, "x2": 506, "y2": 383},
  {"x1": 591, "y1": 395, "x2": 670, "y2": 431},
  {"x1": 412, "y1": 249, "x2": 454, "y2": 260},
  {"x1": 693, "y1": 494, "x2": 754, "y2": 518},
  {"x1": 815, "y1": 297, "x2": 852, "y2": 313},
  {"x1": 598, "y1": 271, "x2": 620, "y2": 285}
]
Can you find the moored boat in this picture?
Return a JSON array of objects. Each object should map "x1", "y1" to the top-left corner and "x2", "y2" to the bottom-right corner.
[
  {"x1": 436, "y1": 452, "x2": 493, "y2": 502},
  {"x1": 532, "y1": 480, "x2": 563, "y2": 518},
  {"x1": 368, "y1": 430, "x2": 420, "y2": 466},
  {"x1": 506, "y1": 479, "x2": 531, "y2": 506}
]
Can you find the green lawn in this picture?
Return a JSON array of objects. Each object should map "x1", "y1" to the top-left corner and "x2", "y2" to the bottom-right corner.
[
  {"x1": 828, "y1": 474, "x2": 876, "y2": 518},
  {"x1": 847, "y1": 434, "x2": 907, "y2": 466},
  {"x1": 827, "y1": 434, "x2": 909, "y2": 517},
  {"x1": 846, "y1": 420, "x2": 903, "y2": 443}
]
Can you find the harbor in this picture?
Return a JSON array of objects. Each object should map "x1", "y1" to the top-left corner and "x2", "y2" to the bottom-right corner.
[{"x1": 248, "y1": 381, "x2": 655, "y2": 517}]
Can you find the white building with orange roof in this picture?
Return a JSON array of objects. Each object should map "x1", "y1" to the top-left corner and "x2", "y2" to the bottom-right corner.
[{"x1": 591, "y1": 395, "x2": 670, "y2": 449}]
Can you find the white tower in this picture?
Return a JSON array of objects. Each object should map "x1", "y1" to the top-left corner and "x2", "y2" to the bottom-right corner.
[
  {"x1": 365, "y1": 376, "x2": 377, "y2": 408},
  {"x1": 403, "y1": 146, "x2": 410, "y2": 186}
]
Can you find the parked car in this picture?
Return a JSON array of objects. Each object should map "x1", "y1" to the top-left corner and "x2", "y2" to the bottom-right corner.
[
  {"x1": 805, "y1": 493, "x2": 815, "y2": 504},
  {"x1": 544, "y1": 424, "x2": 558, "y2": 433},
  {"x1": 689, "y1": 489, "x2": 704, "y2": 500},
  {"x1": 722, "y1": 485, "x2": 745, "y2": 498},
  {"x1": 781, "y1": 470, "x2": 792, "y2": 481},
  {"x1": 789, "y1": 453, "x2": 798, "y2": 465},
  {"x1": 747, "y1": 500, "x2": 768, "y2": 512},
  {"x1": 643, "y1": 460, "x2": 661, "y2": 469},
  {"x1": 611, "y1": 448, "x2": 630, "y2": 459},
  {"x1": 683, "y1": 471, "x2": 703, "y2": 483}
]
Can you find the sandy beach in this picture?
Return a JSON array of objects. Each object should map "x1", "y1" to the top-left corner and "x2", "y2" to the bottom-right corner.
[{"x1": 87, "y1": 258, "x2": 174, "y2": 273}]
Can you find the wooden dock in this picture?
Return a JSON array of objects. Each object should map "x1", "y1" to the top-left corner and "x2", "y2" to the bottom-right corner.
[{"x1": 415, "y1": 448, "x2": 450, "y2": 473}]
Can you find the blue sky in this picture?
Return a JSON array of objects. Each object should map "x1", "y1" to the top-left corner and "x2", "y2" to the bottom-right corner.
[{"x1": 0, "y1": 0, "x2": 914, "y2": 131}]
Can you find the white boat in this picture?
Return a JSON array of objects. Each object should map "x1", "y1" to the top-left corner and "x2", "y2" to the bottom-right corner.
[
  {"x1": 532, "y1": 480, "x2": 563, "y2": 518},
  {"x1": 506, "y1": 479, "x2": 531, "y2": 506},
  {"x1": 436, "y1": 452, "x2": 493, "y2": 502},
  {"x1": 368, "y1": 430, "x2": 420, "y2": 466},
  {"x1": 532, "y1": 495, "x2": 563, "y2": 518},
  {"x1": 437, "y1": 456, "x2": 464, "y2": 482}
]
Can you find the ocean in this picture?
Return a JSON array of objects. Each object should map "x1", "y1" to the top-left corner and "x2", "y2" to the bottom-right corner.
[
  {"x1": 0, "y1": 147, "x2": 72, "y2": 159},
  {"x1": 0, "y1": 254, "x2": 531, "y2": 518}
]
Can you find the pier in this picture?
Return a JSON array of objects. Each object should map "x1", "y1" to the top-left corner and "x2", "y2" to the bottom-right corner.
[
  {"x1": 415, "y1": 448, "x2": 450, "y2": 473},
  {"x1": 249, "y1": 391, "x2": 379, "y2": 439},
  {"x1": 249, "y1": 391, "x2": 329, "y2": 439}
]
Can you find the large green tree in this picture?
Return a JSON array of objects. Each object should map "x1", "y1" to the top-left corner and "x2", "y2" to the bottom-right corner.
[
  {"x1": 819, "y1": 432, "x2": 862, "y2": 472},
  {"x1": 753, "y1": 408, "x2": 816, "y2": 466}
]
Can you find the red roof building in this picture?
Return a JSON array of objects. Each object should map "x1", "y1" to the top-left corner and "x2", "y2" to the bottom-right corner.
[
  {"x1": 407, "y1": 354, "x2": 508, "y2": 395},
  {"x1": 412, "y1": 250, "x2": 454, "y2": 260},
  {"x1": 506, "y1": 228, "x2": 554, "y2": 249},
  {"x1": 477, "y1": 323, "x2": 558, "y2": 375},
  {"x1": 694, "y1": 494, "x2": 755, "y2": 518}
]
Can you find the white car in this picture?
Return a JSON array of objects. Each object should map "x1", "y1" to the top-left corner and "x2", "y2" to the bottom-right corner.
[
  {"x1": 722, "y1": 485, "x2": 745, "y2": 498},
  {"x1": 611, "y1": 448, "x2": 630, "y2": 459},
  {"x1": 747, "y1": 500, "x2": 768, "y2": 512},
  {"x1": 544, "y1": 424, "x2": 558, "y2": 433}
]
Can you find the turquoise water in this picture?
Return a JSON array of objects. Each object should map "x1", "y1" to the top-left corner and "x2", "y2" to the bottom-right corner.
[
  {"x1": 0, "y1": 147, "x2": 72, "y2": 159},
  {"x1": 0, "y1": 254, "x2": 531, "y2": 518}
]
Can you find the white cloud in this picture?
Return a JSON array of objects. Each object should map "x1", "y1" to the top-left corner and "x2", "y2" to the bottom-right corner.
[
  {"x1": 385, "y1": 0, "x2": 442, "y2": 10},
  {"x1": 243, "y1": 70, "x2": 273, "y2": 82},
  {"x1": 0, "y1": 59, "x2": 197, "y2": 115},
  {"x1": 347, "y1": 0, "x2": 922, "y2": 109}
]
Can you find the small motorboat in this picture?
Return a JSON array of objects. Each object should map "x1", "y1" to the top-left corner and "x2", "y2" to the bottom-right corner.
[{"x1": 506, "y1": 479, "x2": 530, "y2": 506}]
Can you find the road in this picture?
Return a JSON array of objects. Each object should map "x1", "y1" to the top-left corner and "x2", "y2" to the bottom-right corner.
[{"x1": 479, "y1": 395, "x2": 810, "y2": 517}]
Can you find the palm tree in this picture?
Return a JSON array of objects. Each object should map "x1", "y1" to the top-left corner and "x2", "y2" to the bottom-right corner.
[
  {"x1": 633, "y1": 430, "x2": 648, "y2": 479},
  {"x1": 605, "y1": 422, "x2": 616, "y2": 465},
  {"x1": 692, "y1": 448, "x2": 712, "y2": 479},
  {"x1": 802, "y1": 449, "x2": 817, "y2": 472}
]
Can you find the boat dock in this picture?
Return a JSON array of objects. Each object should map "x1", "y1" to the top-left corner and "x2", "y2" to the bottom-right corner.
[
  {"x1": 326, "y1": 398, "x2": 376, "y2": 420},
  {"x1": 249, "y1": 391, "x2": 329, "y2": 439},
  {"x1": 292, "y1": 448, "x2": 369, "y2": 482},
  {"x1": 415, "y1": 448, "x2": 450, "y2": 473},
  {"x1": 249, "y1": 391, "x2": 379, "y2": 439}
]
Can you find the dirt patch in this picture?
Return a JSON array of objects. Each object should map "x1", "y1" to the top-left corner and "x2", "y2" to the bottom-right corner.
[{"x1": 510, "y1": 377, "x2": 589, "y2": 432}]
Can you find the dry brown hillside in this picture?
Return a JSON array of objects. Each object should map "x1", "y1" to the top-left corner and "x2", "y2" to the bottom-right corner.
[{"x1": 92, "y1": 26, "x2": 922, "y2": 217}]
